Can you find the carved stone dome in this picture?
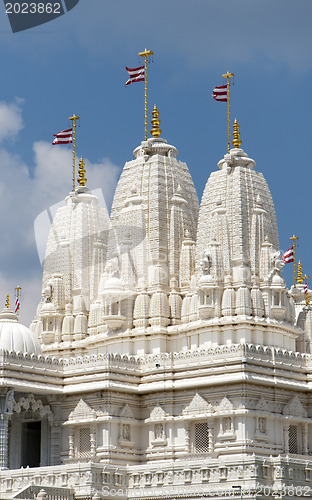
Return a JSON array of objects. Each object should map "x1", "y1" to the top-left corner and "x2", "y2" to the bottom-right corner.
[
  {"x1": 0, "y1": 308, "x2": 42, "y2": 355},
  {"x1": 99, "y1": 276, "x2": 124, "y2": 296},
  {"x1": 196, "y1": 146, "x2": 279, "y2": 286}
]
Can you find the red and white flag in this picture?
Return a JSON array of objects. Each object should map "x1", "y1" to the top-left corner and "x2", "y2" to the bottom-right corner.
[
  {"x1": 213, "y1": 85, "x2": 227, "y2": 102},
  {"x1": 282, "y1": 246, "x2": 294, "y2": 264},
  {"x1": 125, "y1": 66, "x2": 145, "y2": 86},
  {"x1": 15, "y1": 296, "x2": 20, "y2": 314},
  {"x1": 304, "y1": 283, "x2": 308, "y2": 295},
  {"x1": 52, "y1": 128, "x2": 73, "y2": 145}
]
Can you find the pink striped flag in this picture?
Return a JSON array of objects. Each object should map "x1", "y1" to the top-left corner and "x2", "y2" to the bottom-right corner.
[
  {"x1": 15, "y1": 296, "x2": 20, "y2": 314},
  {"x1": 213, "y1": 85, "x2": 227, "y2": 102},
  {"x1": 52, "y1": 128, "x2": 73, "y2": 145},
  {"x1": 125, "y1": 66, "x2": 145, "y2": 86},
  {"x1": 282, "y1": 246, "x2": 294, "y2": 264}
]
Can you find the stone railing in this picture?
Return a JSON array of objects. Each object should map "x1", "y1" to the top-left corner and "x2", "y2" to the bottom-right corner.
[
  {"x1": 0, "y1": 463, "x2": 126, "y2": 500},
  {"x1": 13, "y1": 485, "x2": 74, "y2": 500},
  {"x1": 1, "y1": 343, "x2": 310, "y2": 377},
  {"x1": 2, "y1": 456, "x2": 312, "y2": 500}
]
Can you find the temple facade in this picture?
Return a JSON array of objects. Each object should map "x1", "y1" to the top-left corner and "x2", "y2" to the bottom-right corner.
[{"x1": 0, "y1": 111, "x2": 312, "y2": 500}]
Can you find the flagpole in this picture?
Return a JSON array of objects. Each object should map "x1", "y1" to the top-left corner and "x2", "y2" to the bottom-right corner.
[
  {"x1": 303, "y1": 274, "x2": 310, "y2": 306},
  {"x1": 15, "y1": 285, "x2": 21, "y2": 316},
  {"x1": 222, "y1": 71, "x2": 234, "y2": 153},
  {"x1": 139, "y1": 48, "x2": 153, "y2": 141},
  {"x1": 69, "y1": 114, "x2": 80, "y2": 191},
  {"x1": 290, "y1": 234, "x2": 299, "y2": 287}
]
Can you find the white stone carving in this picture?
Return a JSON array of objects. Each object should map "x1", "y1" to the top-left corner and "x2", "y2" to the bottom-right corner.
[
  {"x1": 67, "y1": 399, "x2": 97, "y2": 423},
  {"x1": 215, "y1": 397, "x2": 234, "y2": 413},
  {"x1": 149, "y1": 404, "x2": 167, "y2": 420},
  {"x1": 256, "y1": 397, "x2": 269, "y2": 412},
  {"x1": 119, "y1": 404, "x2": 135, "y2": 419},
  {"x1": 283, "y1": 396, "x2": 307, "y2": 417},
  {"x1": 13, "y1": 394, "x2": 53, "y2": 423},
  {"x1": 183, "y1": 393, "x2": 212, "y2": 415}
]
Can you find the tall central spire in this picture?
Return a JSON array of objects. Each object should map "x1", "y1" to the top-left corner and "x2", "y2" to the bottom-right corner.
[{"x1": 99, "y1": 108, "x2": 199, "y2": 332}]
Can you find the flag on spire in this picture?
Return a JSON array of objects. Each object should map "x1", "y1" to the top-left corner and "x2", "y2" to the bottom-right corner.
[
  {"x1": 282, "y1": 246, "x2": 294, "y2": 264},
  {"x1": 304, "y1": 283, "x2": 308, "y2": 295},
  {"x1": 15, "y1": 296, "x2": 20, "y2": 314},
  {"x1": 52, "y1": 128, "x2": 73, "y2": 145},
  {"x1": 15, "y1": 286, "x2": 21, "y2": 314},
  {"x1": 125, "y1": 66, "x2": 145, "y2": 86},
  {"x1": 212, "y1": 85, "x2": 227, "y2": 102}
]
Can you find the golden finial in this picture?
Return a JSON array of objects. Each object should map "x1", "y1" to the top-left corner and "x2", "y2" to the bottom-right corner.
[
  {"x1": 5, "y1": 294, "x2": 10, "y2": 309},
  {"x1": 150, "y1": 104, "x2": 162, "y2": 138},
  {"x1": 232, "y1": 118, "x2": 242, "y2": 149},
  {"x1": 77, "y1": 157, "x2": 87, "y2": 187},
  {"x1": 297, "y1": 260, "x2": 303, "y2": 284}
]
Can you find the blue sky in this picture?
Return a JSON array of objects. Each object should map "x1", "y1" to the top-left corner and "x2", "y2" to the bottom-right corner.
[{"x1": 0, "y1": 0, "x2": 310, "y2": 324}]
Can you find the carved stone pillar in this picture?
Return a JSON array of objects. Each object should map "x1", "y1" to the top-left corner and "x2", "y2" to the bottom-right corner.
[
  {"x1": 185, "y1": 423, "x2": 190, "y2": 452},
  {"x1": 90, "y1": 425, "x2": 96, "y2": 456},
  {"x1": 208, "y1": 424, "x2": 214, "y2": 454},
  {"x1": 50, "y1": 423, "x2": 61, "y2": 465},
  {"x1": 0, "y1": 389, "x2": 14, "y2": 469},
  {"x1": 0, "y1": 415, "x2": 10, "y2": 469},
  {"x1": 68, "y1": 430, "x2": 74, "y2": 459}
]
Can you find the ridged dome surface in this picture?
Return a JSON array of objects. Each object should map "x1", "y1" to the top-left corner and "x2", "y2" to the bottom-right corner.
[
  {"x1": 0, "y1": 309, "x2": 42, "y2": 355},
  {"x1": 196, "y1": 147, "x2": 279, "y2": 285},
  {"x1": 106, "y1": 136, "x2": 199, "y2": 292},
  {"x1": 43, "y1": 188, "x2": 110, "y2": 306}
]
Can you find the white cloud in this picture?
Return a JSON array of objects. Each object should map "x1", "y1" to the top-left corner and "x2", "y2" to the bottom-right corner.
[
  {"x1": 0, "y1": 0, "x2": 311, "y2": 78},
  {"x1": 0, "y1": 99, "x2": 24, "y2": 143},
  {"x1": 32, "y1": 141, "x2": 119, "y2": 209},
  {"x1": 56, "y1": 0, "x2": 312, "y2": 72}
]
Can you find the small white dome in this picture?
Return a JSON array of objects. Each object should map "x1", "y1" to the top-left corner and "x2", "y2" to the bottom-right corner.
[
  {"x1": 272, "y1": 273, "x2": 285, "y2": 286},
  {"x1": 0, "y1": 308, "x2": 42, "y2": 355},
  {"x1": 199, "y1": 274, "x2": 214, "y2": 285},
  {"x1": 99, "y1": 277, "x2": 124, "y2": 296},
  {"x1": 41, "y1": 301, "x2": 55, "y2": 313}
]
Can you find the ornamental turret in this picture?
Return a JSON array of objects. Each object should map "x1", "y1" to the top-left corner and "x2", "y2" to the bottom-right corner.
[{"x1": 31, "y1": 166, "x2": 110, "y2": 348}]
